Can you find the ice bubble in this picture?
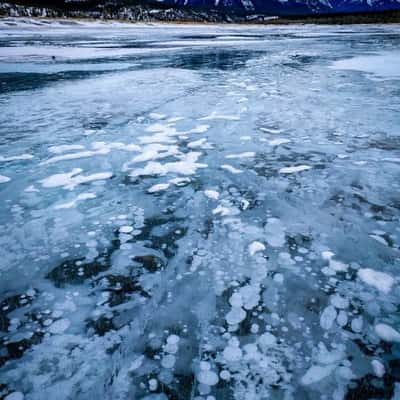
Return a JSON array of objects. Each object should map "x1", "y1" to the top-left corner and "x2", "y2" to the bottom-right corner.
[
  {"x1": 161, "y1": 354, "x2": 176, "y2": 369},
  {"x1": 4, "y1": 392, "x2": 24, "y2": 400},
  {"x1": 223, "y1": 345, "x2": 242, "y2": 362},
  {"x1": 226, "y1": 307, "x2": 246, "y2": 325},
  {"x1": 371, "y1": 360, "x2": 385, "y2": 378},
  {"x1": 197, "y1": 370, "x2": 219, "y2": 386},
  {"x1": 358, "y1": 268, "x2": 394, "y2": 294},
  {"x1": 301, "y1": 364, "x2": 336, "y2": 385},
  {"x1": 48, "y1": 318, "x2": 70, "y2": 334},
  {"x1": 258, "y1": 332, "x2": 277, "y2": 349},
  {"x1": 375, "y1": 323, "x2": 400, "y2": 343},
  {"x1": 320, "y1": 306, "x2": 337, "y2": 330},
  {"x1": 248, "y1": 241, "x2": 265, "y2": 256}
]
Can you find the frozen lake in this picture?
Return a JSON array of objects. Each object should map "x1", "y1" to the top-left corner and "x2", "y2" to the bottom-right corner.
[{"x1": 0, "y1": 19, "x2": 400, "y2": 400}]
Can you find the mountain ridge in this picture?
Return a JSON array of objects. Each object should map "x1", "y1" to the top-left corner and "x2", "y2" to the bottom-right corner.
[{"x1": 1, "y1": 0, "x2": 399, "y2": 20}]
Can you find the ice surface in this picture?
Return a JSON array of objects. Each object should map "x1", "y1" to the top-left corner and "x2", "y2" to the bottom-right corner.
[
  {"x1": 332, "y1": 52, "x2": 400, "y2": 79},
  {"x1": 0, "y1": 20, "x2": 400, "y2": 400}
]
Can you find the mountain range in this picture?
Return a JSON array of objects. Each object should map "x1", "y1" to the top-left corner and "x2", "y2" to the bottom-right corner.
[
  {"x1": 2, "y1": 0, "x2": 400, "y2": 18},
  {"x1": 159, "y1": 0, "x2": 400, "y2": 15}
]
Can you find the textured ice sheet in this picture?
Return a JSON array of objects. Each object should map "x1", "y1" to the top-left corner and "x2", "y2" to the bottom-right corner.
[
  {"x1": 0, "y1": 21, "x2": 399, "y2": 400},
  {"x1": 331, "y1": 52, "x2": 400, "y2": 79}
]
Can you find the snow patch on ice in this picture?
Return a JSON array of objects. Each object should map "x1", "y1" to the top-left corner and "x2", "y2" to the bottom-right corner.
[
  {"x1": 54, "y1": 192, "x2": 96, "y2": 209},
  {"x1": 221, "y1": 164, "x2": 243, "y2": 174},
  {"x1": 199, "y1": 112, "x2": 240, "y2": 121},
  {"x1": 0, "y1": 153, "x2": 33, "y2": 162},
  {"x1": 0, "y1": 175, "x2": 11, "y2": 183},
  {"x1": 279, "y1": 165, "x2": 311, "y2": 174},
  {"x1": 130, "y1": 152, "x2": 207, "y2": 177},
  {"x1": 41, "y1": 168, "x2": 113, "y2": 190},
  {"x1": 204, "y1": 190, "x2": 220, "y2": 200},
  {"x1": 225, "y1": 152, "x2": 255, "y2": 159},
  {"x1": 48, "y1": 144, "x2": 85, "y2": 154},
  {"x1": 148, "y1": 183, "x2": 170, "y2": 193},
  {"x1": 269, "y1": 138, "x2": 291, "y2": 146}
]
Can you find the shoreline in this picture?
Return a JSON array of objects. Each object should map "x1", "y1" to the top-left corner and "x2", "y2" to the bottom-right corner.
[{"x1": 1, "y1": 2, "x2": 400, "y2": 25}]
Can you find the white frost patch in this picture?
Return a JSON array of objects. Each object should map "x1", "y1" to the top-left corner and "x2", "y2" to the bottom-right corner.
[
  {"x1": 322, "y1": 250, "x2": 335, "y2": 260},
  {"x1": 40, "y1": 168, "x2": 82, "y2": 188},
  {"x1": 225, "y1": 152, "x2": 255, "y2": 159},
  {"x1": 130, "y1": 152, "x2": 206, "y2": 177},
  {"x1": 204, "y1": 190, "x2": 220, "y2": 200},
  {"x1": 331, "y1": 52, "x2": 400, "y2": 79},
  {"x1": 279, "y1": 165, "x2": 311, "y2": 174},
  {"x1": 382, "y1": 157, "x2": 400, "y2": 163},
  {"x1": 54, "y1": 192, "x2": 96, "y2": 209},
  {"x1": 24, "y1": 185, "x2": 39, "y2": 192},
  {"x1": 42, "y1": 142, "x2": 139, "y2": 165},
  {"x1": 369, "y1": 234, "x2": 389, "y2": 246},
  {"x1": 221, "y1": 164, "x2": 243, "y2": 174},
  {"x1": 130, "y1": 143, "x2": 179, "y2": 163},
  {"x1": 42, "y1": 149, "x2": 107, "y2": 165},
  {"x1": 187, "y1": 138, "x2": 209, "y2": 149},
  {"x1": 269, "y1": 138, "x2": 291, "y2": 146},
  {"x1": 0, "y1": 153, "x2": 33, "y2": 162},
  {"x1": 260, "y1": 127, "x2": 282, "y2": 134},
  {"x1": 329, "y1": 259, "x2": 348, "y2": 272},
  {"x1": 149, "y1": 112, "x2": 166, "y2": 120},
  {"x1": 48, "y1": 318, "x2": 70, "y2": 334},
  {"x1": 375, "y1": 324, "x2": 400, "y2": 343},
  {"x1": 169, "y1": 177, "x2": 191, "y2": 186},
  {"x1": 147, "y1": 183, "x2": 170, "y2": 193},
  {"x1": 48, "y1": 144, "x2": 85, "y2": 154},
  {"x1": 358, "y1": 268, "x2": 394, "y2": 294},
  {"x1": 248, "y1": 241, "x2": 265, "y2": 256},
  {"x1": 199, "y1": 112, "x2": 240, "y2": 121},
  {"x1": 40, "y1": 168, "x2": 113, "y2": 190},
  {"x1": 0, "y1": 175, "x2": 11, "y2": 183},
  {"x1": 212, "y1": 205, "x2": 238, "y2": 217},
  {"x1": 322, "y1": 251, "x2": 348, "y2": 274},
  {"x1": 187, "y1": 124, "x2": 210, "y2": 134}
]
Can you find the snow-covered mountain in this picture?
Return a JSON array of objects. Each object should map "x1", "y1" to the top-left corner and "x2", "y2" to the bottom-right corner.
[
  {"x1": 2, "y1": 0, "x2": 400, "y2": 16},
  {"x1": 158, "y1": 0, "x2": 400, "y2": 15}
]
